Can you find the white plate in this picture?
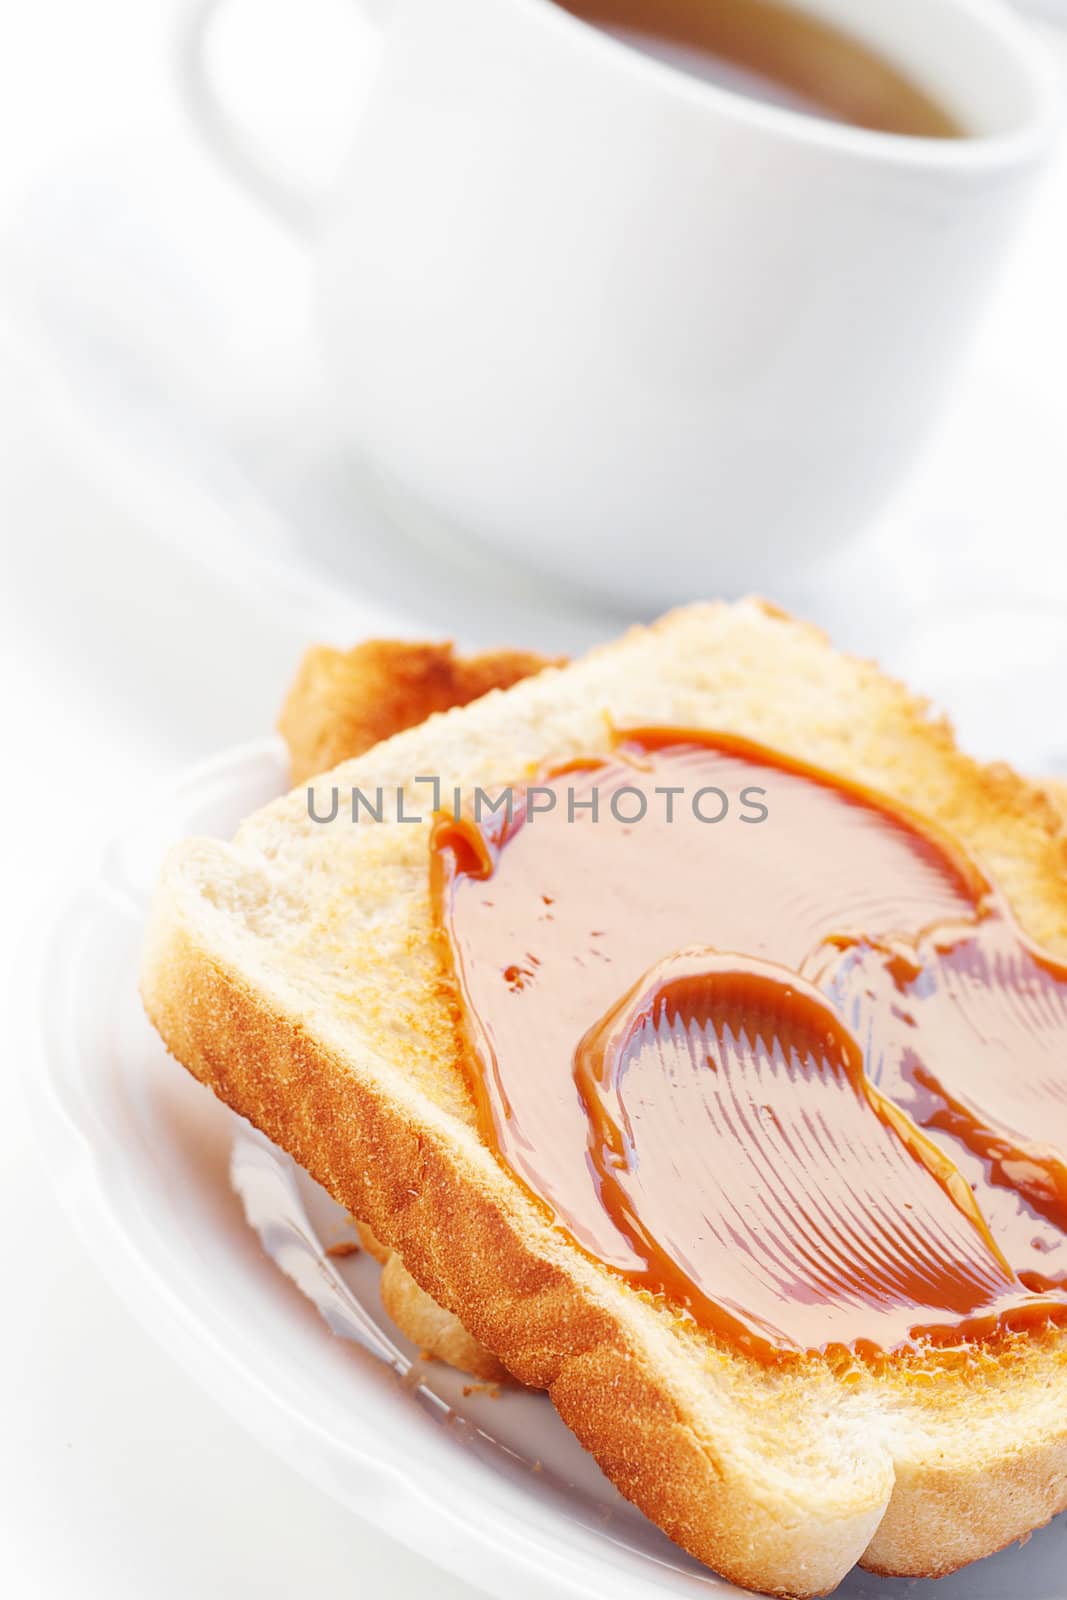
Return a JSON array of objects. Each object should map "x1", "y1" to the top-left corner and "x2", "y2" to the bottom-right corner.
[{"x1": 22, "y1": 740, "x2": 1067, "y2": 1600}]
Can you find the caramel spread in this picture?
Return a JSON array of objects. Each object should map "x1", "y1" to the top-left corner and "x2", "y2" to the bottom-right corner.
[
  {"x1": 431, "y1": 732, "x2": 1067, "y2": 1359},
  {"x1": 820, "y1": 918, "x2": 1067, "y2": 1289}
]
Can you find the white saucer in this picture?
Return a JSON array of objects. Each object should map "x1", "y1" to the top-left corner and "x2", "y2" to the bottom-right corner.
[{"x1": 21, "y1": 739, "x2": 1067, "y2": 1600}]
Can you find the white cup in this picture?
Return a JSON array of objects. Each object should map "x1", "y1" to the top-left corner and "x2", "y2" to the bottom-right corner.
[{"x1": 180, "y1": 0, "x2": 1060, "y2": 608}]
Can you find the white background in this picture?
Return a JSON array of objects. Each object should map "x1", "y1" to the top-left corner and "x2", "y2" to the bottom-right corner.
[
  {"x1": 1, "y1": 2, "x2": 1066, "y2": 1596},
  {"x1": 0, "y1": 4, "x2": 485, "y2": 1594}
]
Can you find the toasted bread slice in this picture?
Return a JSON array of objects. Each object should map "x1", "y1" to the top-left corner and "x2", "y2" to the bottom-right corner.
[
  {"x1": 282, "y1": 642, "x2": 1067, "y2": 1388},
  {"x1": 280, "y1": 638, "x2": 552, "y2": 1377},
  {"x1": 279, "y1": 638, "x2": 559, "y2": 786},
  {"x1": 143, "y1": 601, "x2": 1067, "y2": 1598}
]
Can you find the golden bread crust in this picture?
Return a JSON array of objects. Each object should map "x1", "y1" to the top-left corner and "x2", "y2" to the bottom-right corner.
[{"x1": 279, "y1": 639, "x2": 559, "y2": 786}]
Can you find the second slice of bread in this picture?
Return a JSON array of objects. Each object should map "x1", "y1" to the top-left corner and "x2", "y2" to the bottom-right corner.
[{"x1": 143, "y1": 601, "x2": 1067, "y2": 1597}]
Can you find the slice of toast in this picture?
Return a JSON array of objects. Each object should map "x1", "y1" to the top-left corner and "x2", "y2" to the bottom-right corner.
[
  {"x1": 143, "y1": 601, "x2": 1067, "y2": 1597},
  {"x1": 279, "y1": 638, "x2": 554, "y2": 1379},
  {"x1": 280, "y1": 639, "x2": 1067, "y2": 1388},
  {"x1": 279, "y1": 638, "x2": 560, "y2": 786}
]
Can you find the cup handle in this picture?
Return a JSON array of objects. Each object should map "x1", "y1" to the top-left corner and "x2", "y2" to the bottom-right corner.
[{"x1": 175, "y1": 0, "x2": 386, "y2": 238}]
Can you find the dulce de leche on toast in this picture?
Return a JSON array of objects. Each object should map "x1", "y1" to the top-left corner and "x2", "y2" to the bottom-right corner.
[{"x1": 431, "y1": 730, "x2": 1067, "y2": 1362}]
